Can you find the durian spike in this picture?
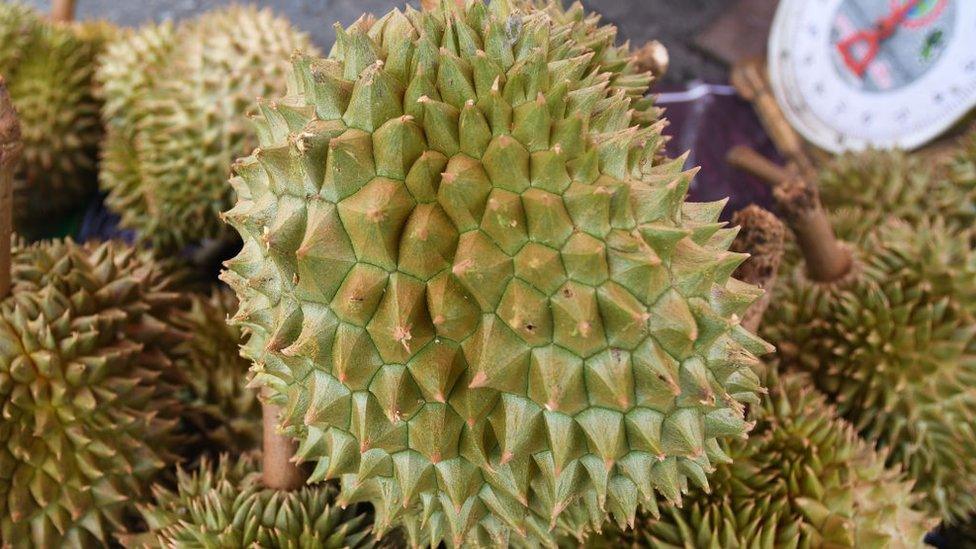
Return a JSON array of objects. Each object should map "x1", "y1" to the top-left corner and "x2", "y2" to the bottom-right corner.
[
  {"x1": 730, "y1": 205, "x2": 785, "y2": 332},
  {"x1": 0, "y1": 76, "x2": 21, "y2": 299},
  {"x1": 261, "y1": 387, "x2": 308, "y2": 491},
  {"x1": 50, "y1": 0, "x2": 76, "y2": 22},
  {"x1": 727, "y1": 145, "x2": 852, "y2": 283}
]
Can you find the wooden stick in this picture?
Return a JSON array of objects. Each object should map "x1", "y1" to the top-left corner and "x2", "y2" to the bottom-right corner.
[
  {"x1": 50, "y1": 0, "x2": 77, "y2": 23},
  {"x1": 0, "y1": 77, "x2": 21, "y2": 300},
  {"x1": 261, "y1": 388, "x2": 308, "y2": 491},
  {"x1": 730, "y1": 205, "x2": 785, "y2": 332}
]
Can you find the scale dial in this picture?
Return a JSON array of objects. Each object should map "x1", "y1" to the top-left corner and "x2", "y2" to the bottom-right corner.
[{"x1": 768, "y1": 0, "x2": 976, "y2": 152}]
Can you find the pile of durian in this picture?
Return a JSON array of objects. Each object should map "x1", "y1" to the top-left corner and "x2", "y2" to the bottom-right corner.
[{"x1": 0, "y1": 0, "x2": 972, "y2": 547}]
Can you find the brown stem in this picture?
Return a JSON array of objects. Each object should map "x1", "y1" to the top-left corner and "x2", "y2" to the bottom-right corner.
[
  {"x1": 0, "y1": 77, "x2": 21, "y2": 300},
  {"x1": 730, "y1": 59, "x2": 817, "y2": 182},
  {"x1": 774, "y1": 175, "x2": 852, "y2": 283},
  {"x1": 730, "y1": 206, "x2": 785, "y2": 332},
  {"x1": 262, "y1": 389, "x2": 308, "y2": 491},
  {"x1": 50, "y1": 0, "x2": 77, "y2": 22},
  {"x1": 633, "y1": 40, "x2": 669, "y2": 79},
  {"x1": 727, "y1": 145, "x2": 791, "y2": 187},
  {"x1": 727, "y1": 145, "x2": 851, "y2": 283}
]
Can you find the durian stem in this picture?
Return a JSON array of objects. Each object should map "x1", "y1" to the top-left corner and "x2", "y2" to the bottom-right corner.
[
  {"x1": 50, "y1": 0, "x2": 76, "y2": 22},
  {"x1": 633, "y1": 40, "x2": 669, "y2": 79},
  {"x1": 0, "y1": 77, "x2": 21, "y2": 300},
  {"x1": 261, "y1": 389, "x2": 308, "y2": 491},
  {"x1": 727, "y1": 145, "x2": 790, "y2": 186},
  {"x1": 730, "y1": 205, "x2": 785, "y2": 332},
  {"x1": 727, "y1": 146, "x2": 852, "y2": 283}
]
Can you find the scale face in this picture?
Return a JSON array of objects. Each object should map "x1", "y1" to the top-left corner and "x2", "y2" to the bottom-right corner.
[{"x1": 768, "y1": 0, "x2": 976, "y2": 152}]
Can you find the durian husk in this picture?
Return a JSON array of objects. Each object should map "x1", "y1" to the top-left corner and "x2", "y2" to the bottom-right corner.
[
  {"x1": 0, "y1": 3, "x2": 113, "y2": 235},
  {"x1": 97, "y1": 7, "x2": 318, "y2": 252},
  {"x1": 585, "y1": 370, "x2": 936, "y2": 548},
  {"x1": 0, "y1": 239, "x2": 187, "y2": 547},
  {"x1": 764, "y1": 217, "x2": 976, "y2": 523},
  {"x1": 818, "y1": 130, "x2": 976, "y2": 243},
  {"x1": 123, "y1": 453, "x2": 390, "y2": 548},
  {"x1": 172, "y1": 286, "x2": 261, "y2": 457},
  {"x1": 221, "y1": 1, "x2": 773, "y2": 546}
]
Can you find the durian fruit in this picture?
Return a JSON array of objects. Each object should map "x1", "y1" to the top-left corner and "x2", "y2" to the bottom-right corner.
[
  {"x1": 172, "y1": 286, "x2": 261, "y2": 456},
  {"x1": 764, "y1": 217, "x2": 976, "y2": 523},
  {"x1": 125, "y1": 453, "x2": 384, "y2": 548},
  {"x1": 0, "y1": 239, "x2": 187, "y2": 547},
  {"x1": 818, "y1": 132, "x2": 976, "y2": 242},
  {"x1": 97, "y1": 7, "x2": 317, "y2": 252},
  {"x1": 586, "y1": 371, "x2": 935, "y2": 548},
  {"x1": 221, "y1": 2, "x2": 772, "y2": 546},
  {"x1": 0, "y1": 2, "x2": 111, "y2": 233}
]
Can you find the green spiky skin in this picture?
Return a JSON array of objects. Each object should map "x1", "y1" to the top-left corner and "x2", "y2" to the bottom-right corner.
[
  {"x1": 221, "y1": 2, "x2": 772, "y2": 546},
  {"x1": 97, "y1": 7, "x2": 317, "y2": 252},
  {"x1": 764, "y1": 218, "x2": 976, "y2": 523},
  {"x1": 586, "y1": 372, "x2": 934, "y2": 549},
  {"x1": 0, "y1": 239, "x2": 187, "y2": 547},
  {"x1": 125, "y1": 453, "x2": 386, "y2": 548},
  {"x1": 818, "y1": 134, "x2": 976, "y2": 243},
  {"x1": 0, "y1": 3, "x2": 110, "y2": 233},
  {"x1": 501, "y1": 0, "x2": 661, "y2": 128},
  {"x1": 173, "y1": 286, "x2": 261, "y2": 457}
]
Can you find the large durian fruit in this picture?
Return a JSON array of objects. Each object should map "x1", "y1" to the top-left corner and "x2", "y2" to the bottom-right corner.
[
  {"x1": 0, "y1": 239, "x2": 187, "y2": 547},
  {"x1": 125, "y1": 454, "x2": 385, "y2": 548},
  {"x1": 97, "y1": 6, "x2": 317, "y2": 252},
  {"x1": 586, "y1": 372, "x2": 935, "y2": 548},
  {"x1": 172, "y1": 286, "x2": 261, "y2": 457},
  {"x1": 764, "y1": 217, "x2": 976, "y2": 524},
  {"x1": 0, "y1": 2, "x2": 111, "y2": 234},
  {"x1": 220, "y1": 1, "x2": 772, "y2": 546}
]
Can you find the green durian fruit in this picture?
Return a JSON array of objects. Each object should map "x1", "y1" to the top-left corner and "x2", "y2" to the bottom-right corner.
[
  {"x1": 173, "y1": 286, "x2": 261, "y2": 456},
  {"x1": 586, "y1": 371, "x2": 935, "y2": 548},
  {"x1": 944, "y1": 129, "x2": 976, "y2": 232},
  {"x1": 125, "y1": 454, "x2": 385, "y2": 548},
  {"x1": 221, "y1": 2, "x2": 772, "y2": 546},
  {"x1": 0, "y1": 239, "x2": 187, "y2": 547},
  {"x1": 818, "y1": 133, "x2": 976, "y2": 242},
  {"x1": 0, "y1": 3, "x2": 110, "y2": 233},
  {"x1": 764, "y1": 217, "x2": 976, "y2": 523},
  {"x1": 98, "y1": 6, "x2": 318, "y2": 252}
]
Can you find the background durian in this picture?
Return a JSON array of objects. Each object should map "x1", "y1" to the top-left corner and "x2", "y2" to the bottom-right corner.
[
  {"x1": 125, "y1": 453, "x2": 388, "y2": 548},
  {"x1": 0, "y1": 239, "x2": 187, "y2": 547},
  {"x1": 97, "y1": 6, "x2": 318, "y2": 252},
  {"x1": 0, "y1": 2, "x2": 113, "y2": 237}
]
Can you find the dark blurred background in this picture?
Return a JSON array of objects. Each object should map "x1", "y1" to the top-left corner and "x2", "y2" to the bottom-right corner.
[{"x1": 24, "y1": 0, "x2": 730, "y2": 84}]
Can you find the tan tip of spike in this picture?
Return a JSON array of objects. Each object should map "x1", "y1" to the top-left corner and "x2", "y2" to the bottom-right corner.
[
  {"x1": 491, "y1": 76, "x2": 501, "y2": 92},
  {"x1": 500, "y1": 450, "x2": 514, "y2": 464},
  {"x1": 440, "y1": 171, "x2": 457, "y2": 183},
  {"x1": 468, "y1": 371, "x2": 489, "y2": 388},
  {"x1": 416, "y1": 95, "x2": 431, "y2": 104},
  {"x1": 536, "y1": 92, "x2": 546, "y2": 105},
  {"x1": 465, "y1": 99, "x2": 475, "y2": 107},
  {"x1": 476, "y1": 49, "x2": 486, "y2": 57},
  {"x1": 400, "y1": 114, "x2": 415, "y2": 122}
]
